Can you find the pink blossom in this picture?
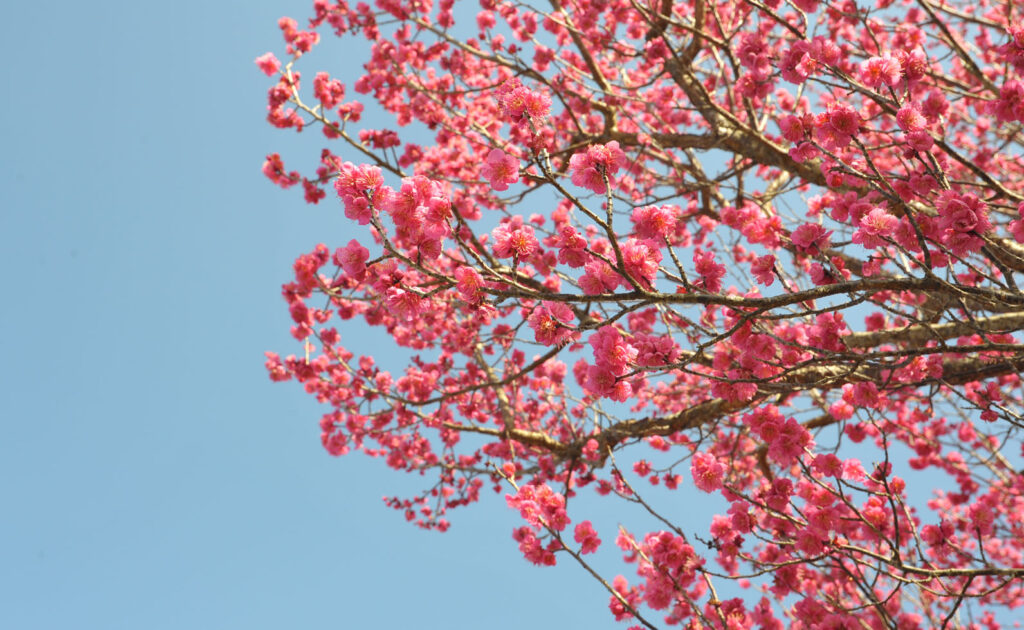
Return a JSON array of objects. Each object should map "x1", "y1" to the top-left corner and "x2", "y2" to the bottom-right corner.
[
  {"x1": 789, "y1": 141, "x2": 820, "y2": 163},
  {"x1": 691, "y1": 451, "x2": 726, "y2": 492},
  {"x1": 506, "y1": 483, "x2": 570, "y2": 531},
  {"x1": 859, "y1": 53, "x2": 902, "y2": 88},
  {"x1": 334, "y1": 162, "x2": 385, "y2": 224},
  {"x1": 334, "y1": 239, "x2": 369, "y2": 280},
  {"x1": 712, "y1": 371, "x2": 759, "y2": 402},
  {"x1": 631, "y1": 205, "x2": 678, "y2": 239},
  {"x1": 766, "y1": 417, "x2": 813, "y2": 466},
  {"x1": 906, "y1": 130, "x2": 934, "y2": 152},
  {"x1": 989, "y1": 80, "x2": 1024, "y2": 123},
  {"x1": 454, "y1": 266, "x2": 486, "y2": 304},
  {"x1": 262, "y1": 153, "x2": 299, "y2": 188},
  {"x1": 384, "y1": 286, "x2": 422, "y2": 321},
  {"x1": 811, "y1": 36, "x2": 841, "y2": 66},
  {"x1": 842, "y1": 381, "x2": 882, "y2": 409},
  {"x1": 826, "y1": 103, "x2": 860, "y2": 138},
  {"x1": 619, "y1": 238, "x2": 662, "y2": 289},
  {"x1": 512, "y1": 526, "x2": 558, "y2": 565},
  {"x1": 812, "y1": 453, "x2": 843, "y2": 477},
  {"x1": 632, "y1": 333, "x2": 681, "y2": 367},
  {"x1": 528, "y1": 301, "x2": 576, "y2": 346},
  {"x1": 896, "y1": 103, "x2": 927, "y2": 131},
  {"x1": 569, "y1": 142, "x2": 626, "y2": 194},
  {"x1": 750, "y1": 255, "x2": 776, "y2": 286},
  {"x1": 555, "y1": 225, "x2": 588, "y2": 267},
  {"x1": 791, "y1": 223, "x2": 832, "y2": 255},
  {"x1": 480, "y1": 149, "x2": 520, "y2": 191},
  {"x1": 498, "y1": 79, "x2": 551, "y2": 124},
  {"x1": 313, "y1": 72, "x2": 345, "y2": 109},
  {"x1": 852, "y1": 207, "x2": 898, "y2": 249},
  {"x1": 255, "y1": 52, "x2": 282, "y2": 76},
  {"x1": 779, "y1": 42, "x2": 815, "y2": 84},
  {"x1": 898, "y1": 48, "x2": 929, "y2": 83},
  {"x1": 580, "y1": 259, "x2": 621, "y2": 294},
  {"x1": 589, "y1": 326, "x2": 638, "y2": 373},
  {"x1": 574, "y1": 521, "x2": 602, "y2": 554},
  {"x1": 492, "y1": 223, "x2": 539, "y2": 259},
  {"x1": 693, "y1": 249, "x2": 726, "y2": 293},
  {"x1": 778, "y1": 114, "x2": 807, "y2": 143},
  {"x1": 936, "y1": 191, "x2": 991, "y2": 234},
  {"x1": 809, "y1": 263, "x2": 835, "y2": 286},
  {"x1": 584, "y1": 364, "x2": 632, "y2": 401}
]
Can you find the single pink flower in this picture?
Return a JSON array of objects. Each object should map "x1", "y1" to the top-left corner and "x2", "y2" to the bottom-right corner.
[
  {"x1": 334, "y1": 239, "x2": 369, "y2": 280},
  {"x1": 454, "y1": 266, "x2": 486, "y2": 304},
  {"x1": 750, "y1": 255, "x2": 776, "y2": 286},
  {"x1": 619, "y1": 238, "x2": 662, "y2": 289},
  {"x1": 859, "y1": 53, "x2": 902, "y2": 88},
  {"x1": 937, "y1": 191, "x2": 991, "y2": 234},
  {"x1": 852, "y1": 207, "x2": 898, "y2": 249},
  {"x1": 691, "y1": 451, "x2": 726, "y2": 493},
  {"x1": 827, "y1": 103, "x2": 860, "y2": 137},
  {"x1": 896, "y1": 103, "x2": 926, "y2": 131},
  {"x1": 631, "y1": 205, "x2": 679, "y2": 239},
  {"x1": 480, "y1": 149, "x2": 520, "y2": 191}
]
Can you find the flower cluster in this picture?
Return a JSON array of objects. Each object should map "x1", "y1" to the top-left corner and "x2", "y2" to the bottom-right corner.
[
  {"x1": 382, "y1": 175, "x2": 453, "y2": 258},
  {"x1": 582, "y1": 326, "x2": 638, "y2": 401},
  {"x1": 497, "y1": 78, "x2": 551, "y2": 125},
  {"x1": 527, "y1": 301, "x2": 576, "y2": 346},
  {"x1": 333, "y1": 162, "x2": 385, "y2": 225},
  {"x1": 569, "y1": 141, "x2": 626, "y2": 194}
]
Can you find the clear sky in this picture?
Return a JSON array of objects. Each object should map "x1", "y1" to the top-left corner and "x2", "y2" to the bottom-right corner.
[{"x1": 0, "y1": 1, "x2": 627, "y2": 627}]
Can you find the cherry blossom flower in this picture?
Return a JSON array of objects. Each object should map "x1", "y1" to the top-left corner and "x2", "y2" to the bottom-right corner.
[
  {"x1": 528, "y1": 301, "x2": 576, "y2": 346},
  {"x1": 574, "y1": 521, "x2": 601, "y2": 554},
  {"x1": 497, "y1": 78, "x2": 551, "y2": 124},
  {"x1": 492, "y1": 223, "x2": 539, "y2": 259},
  {"x1": 693, "y1": 249, "x2": 726, "y2": 292},
  {"x1": 691, "y1": 451, "x2": 726, "y2": 493},
  {"x1": 631, "y1": 205, "x2": 679, "y2": 239},
  {"x1": 750, "y1": 254, "x2": 776, "y2": 286},
  {"x1": 896, "y1": 103, "x2": 926, "y2": 131},
  {"x1": 254, "y1": 52, "x2": 281, "y2": 76},
  {"x1": 791, "y1": 223, "x2": 832, "y2": 255},
  {"x1": 937, "y1": 191, "x2": 991, "y2": 234},
  {"x1": 334, "y1": 162, "x2": 385, "y2": 224},
  {"x1": 480, "y1": 149, "x2": 520, "y2": 191},
  {"x1": 334, "y1": 239, "x2": 369, "y2": 280},
  {"x1": 569, "y1": 141, "x2": 626, "y2": 194},
  {"x1": 852, "y1": 207, "x2": 898, "y2": 249},
  {"x1": 859, "y1": 53, "x2": 902, "y2": 88}
]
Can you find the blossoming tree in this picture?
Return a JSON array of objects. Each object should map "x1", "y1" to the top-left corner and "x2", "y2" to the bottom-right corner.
[{"x1": 258, "y1": 0, "x2": 1024, "y2": 625}]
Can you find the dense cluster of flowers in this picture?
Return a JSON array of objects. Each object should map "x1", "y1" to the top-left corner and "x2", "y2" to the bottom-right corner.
[{"x1": 258, "y1": 0, "x2": 1024, "y2": 625}]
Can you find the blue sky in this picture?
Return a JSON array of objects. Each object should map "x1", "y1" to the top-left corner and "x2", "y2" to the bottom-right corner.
[{"x1": 0, "y1": 1, "x2": 629, "y2": 627}]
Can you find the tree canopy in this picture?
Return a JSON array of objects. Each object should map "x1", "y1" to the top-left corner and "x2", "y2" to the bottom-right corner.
[{"x1": 258, "y1": 0, "x2": 1024, "y2": 625}]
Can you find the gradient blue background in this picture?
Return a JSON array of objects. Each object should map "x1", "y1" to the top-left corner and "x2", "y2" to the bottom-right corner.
[{"x1": 0, "y1": 1, "x2": 628, "y2": 627}]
